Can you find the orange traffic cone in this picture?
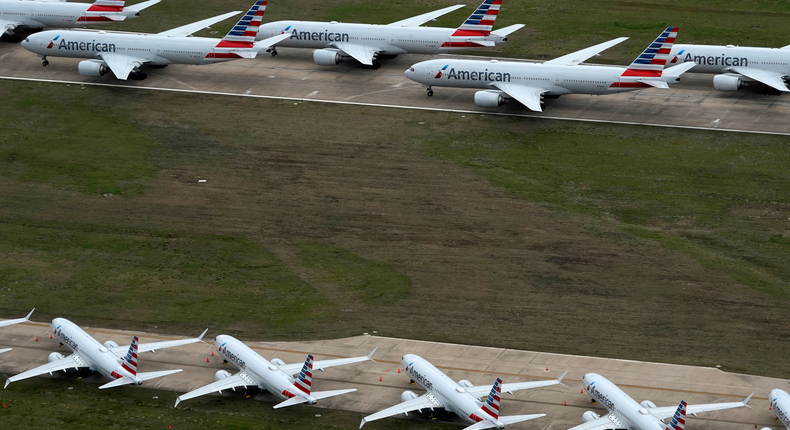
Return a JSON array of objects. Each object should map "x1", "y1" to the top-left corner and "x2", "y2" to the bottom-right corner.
[
  {"x1": 50, "y1": 334, "x2": 53, "y2": 339},
  {"x1": 397, "y1": 368, "x2": 400, "y2": 373},
  {"x1": 206, "y1": 357, "x2": 210, "y2": 363},
  {"x1": 564, "y1": 401, "x2": 567, "y2": 406},
  {"x1": 581, "y1": 389, "x2": 584, "y2": 394},
  {"x1": 35, "y1": 337, "x2": 38, "y2": 342},
  {"x1": 211, "y1": 351, "x2": 214, "y2": 356},
  {"x1": 379, "y1": 376, "x2": 383, "y2": 381},
  {"x1": 3, "y1": 403, "x2": 5, "y2": 408}
]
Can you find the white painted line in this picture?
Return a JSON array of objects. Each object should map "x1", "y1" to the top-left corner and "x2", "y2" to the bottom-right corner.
[{"x1": 2, "y1": 75, "x2": 788, "y2": 136}]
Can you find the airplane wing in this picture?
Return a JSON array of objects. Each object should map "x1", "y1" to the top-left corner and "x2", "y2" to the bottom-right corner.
[
  {"x1": 157, "y1": 11, "x2": 241, "y2": 38},
  {"x1": 279, "y1": 347, "x2": 377, "y2": 376},
  {"x1": 109, "y1": 328, "x2": 208, "y2": 356},
  {"x1": 649, "y1": 393, "x2": 754, "y2": 420},
  {"x1": 99, "y1": 369, "x2": 182, "y2": 389},
  {"x1": 466, "y1": 371, "x2": 567, "y2": 398},
  {"x1": 0, "y1": 348, "x2": 11, "y2": 355},
  {"x1": 491, "y1": 82, "x2": 548, "y2": 112},
  {"x1": 0, "y1": 308, "x2": 34, "y2": 329},
  {"x1": 0, "y1": 19, "x2": 21, "y2": 36},
  {"x1": 566, "y1": 414, "x2": 627, "y2": 430},
  {"x1": 361, "y1": 393, "x2": 445, "y2": 427},
  {"x1": 125, "y1": 0, "x2": 161, "y2": 12},
  {"x1": 331, "y1": 42, "x2": 378, "y2": 66},
  {"x1": 728, "y1": 67, "x2": 790, "y2": 92},
  {"x1": 544, "y1": 37, "x2": 629, "y2": 66},
  {"x1": 388, "y1": 4, "x2": 465, "y2": 27},
  {"x1": 96, "y1": 53, "x2": 147, "y2": 80},
  {"x1": 174, "y1": 371, "x2": 256, "y2": 406},
  {"x1": 4, "y1": 353, "x2": 88, "y2": 388},
  {"x1": 462, "y1": 414, "x2": 546, "y2": 430}
]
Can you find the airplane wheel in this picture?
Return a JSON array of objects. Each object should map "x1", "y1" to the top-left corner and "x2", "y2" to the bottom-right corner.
[
  {"x1": 427, "y1": 90, "x2": 434, "y2": 97},
  {"x1": 372, "y1": 60, "x2": 381, "y2": 69},
  {"x1": 42, "y1": 60, "x2": 49, "y2": 67},
  {"x1": 271, "y1": 50, "x2": 278, "y2": 57}
]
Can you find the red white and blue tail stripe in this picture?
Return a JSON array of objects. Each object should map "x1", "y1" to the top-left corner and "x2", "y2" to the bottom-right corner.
[
  {"x1": 122, "y1": 336, "x2": 139, "y2": 376},
  {"x1": 481, "y1": 378, "x2": 502, "y2": 419},
  {"x1": 623, "y1": 27, "x2": 678, "y2": 77},
  {"x1": 221, "y1": 0, "x2": 266, "y2": 46},
  {"x1": 294, "y1": 354, "x2": 313, "y2": 395},
  {"x1": 457, "y1": 0, "x2": 502, "y2": 34},
  {"x1": 664, "y1": 400, "x2": 687, "y2": 430},
  {"x1": 87, "y1": 0, "x2": 125, "y2": 12},
  {"x1": 79, "y1": 0, "x2": 125, "y2": 22}
]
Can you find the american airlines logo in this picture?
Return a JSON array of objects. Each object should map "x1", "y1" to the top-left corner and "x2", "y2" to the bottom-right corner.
[
  {"x1": 776, "y1": 403, "x2": 789, "y2": 426},
  {"x1": 588, "y1": 382, "x2": 615, "y2": 410},
  {"x1": 220, "y1": 343, "x2": 246, "y2": 369},
  {"x1": 407, "y1": 363, "x2": 433, "y2": 391},
  {"x1": 435, "y1": 64, "x2": 448, "y2": 78},
  {"x1": 287, "y1": 28, "x2": 349, "y2": 43},
  {"x1": 56, "y1": 326, "x2": 79, "y2": 350},
  {"x1": 441, "y1": 67, "x2": 511, "y2": 82},
  {"x1": 677, "y1": 52, "x2": 748, "y2": 67},
  {"x1": 50, "y1": 37, "x2": 117, "y2": 53}
]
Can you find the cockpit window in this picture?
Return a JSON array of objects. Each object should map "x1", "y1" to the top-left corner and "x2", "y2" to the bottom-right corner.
[{"x1": 409, "y1": 67, "x2": 415, "y2": 72}]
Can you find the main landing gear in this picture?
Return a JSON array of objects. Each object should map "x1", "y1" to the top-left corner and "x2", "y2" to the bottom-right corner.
[
  {"x1": 362, "y1": 60, "x2": 381, "y2": 70},
  {"x1": 129, "y1": 71, "x2": 147, "y2": 81},
  {"x1": 267, "y1": 47, "x2": 278, "y2": 57},
  {"x1": 426, "y1": 86, "x2": 434, "y2": 97},
  {"x1": 41, "y1": 56, "x2": 49, "y2": 67}
]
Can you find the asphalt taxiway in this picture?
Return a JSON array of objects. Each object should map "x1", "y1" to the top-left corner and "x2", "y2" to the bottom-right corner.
[
  {"x1": 0, "y1": 320, "x2": 787, "y2": 430},
  {"x1": 2, "y1": 42, "x2": 790, "y2": 135}
]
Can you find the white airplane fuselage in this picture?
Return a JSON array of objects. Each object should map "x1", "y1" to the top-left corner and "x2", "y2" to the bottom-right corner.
[
  {"x1": 257, "y1": 21, "x2": 507, "y2": 55},
  {"x1": 0, "y1": 0, "x2": 138, "y2": 31},
  {"x1": 22, "y1": 29, "x2": 246, "y2": 66},
  {"x1": 669, "y1": 44, "x2": 790, "y2": 75},
  {"x1": 770, "y1": 389, "x2": 790, "y2": 429},
  {"x1": 582, "y1": 373, "x2": 666, "y2": 430},
  {"x1": 49, "y1": 317, "x2": 138, "y2": 383},
  {"x1": 214, "y1": 335, "x2": 313, "y2": 404},
  {"x1": 401, "y1": 354, "x2": 503, "y2": 428},
  {"x1": 406, "y1": 59, "x2": 662, "y2": 97}
]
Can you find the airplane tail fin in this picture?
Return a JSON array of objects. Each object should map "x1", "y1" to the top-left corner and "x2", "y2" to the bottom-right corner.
[
  {"x1": 220, "y1": 0, "x2": 267, "y2": 46},
  {"x1": 622, "y1": 26, "x2": 678, "y2": 78},
  {"x1": 121, "y1": 336, "x2": 139, "y2": 376},
  {"x1": 293, "y1": 354, "x2": 313, "y2": 395},
  {"x1": 457, "y1": 0, "x2": 503, "y2": 35},
  {"x1": 481, "y1": 377, "x2": 502, "y2": 420},
  {"x1": 81, "y1": 0, "x2": 127, "y2": 21},
  {"x1": 88, "y1": 0, "x2": 125, "y2": 11},
  {"x1": 664, "y1": 400, "x2": 687, "y2": 430}
]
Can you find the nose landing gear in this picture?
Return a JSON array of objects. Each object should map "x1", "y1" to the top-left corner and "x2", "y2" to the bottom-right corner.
[{"x1": 42, "y1": 56, "x2": 49, "y2": 67}]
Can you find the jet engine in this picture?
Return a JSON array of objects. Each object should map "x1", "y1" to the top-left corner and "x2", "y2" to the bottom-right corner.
[
  {"x1": 271, "y1": 358, "x2": 285, "y2": 366},
  {"x1": 313, "y1": 49, "x2": 342, "y2": 66},
  {"x1": 474, "y1": 90, "x2": 505, "y2": 108},
  {"x1": 215, "y1": 370, "x2": 232, "y2": 381},
  {"x1": 401, "y1": 390, "x2": 418, "y2": 402},
  {"x1": 104, "y1": 340, "x2": 119, "y2": 348},
  {"x1": 761, "y1": 428, "x2": 773, "y2": 430},
  {"x1": 640, "y1": 400, "x2": 657, "y2": 409},
  {"x1": 48, "y1": 352, "x2": 65, "y2": 363},
  {"x1": 713, "y1": 74, "x2": 745, "y2": 91},
  {"x1": 458, "y1": 380, "x2": 473, "y2": 388},
  {"x1": 78, "y1": 60, "x2": 109, "y2": 77},
  {"x1": 582, "y1": 411, "x2": 600, "y2": 423}
]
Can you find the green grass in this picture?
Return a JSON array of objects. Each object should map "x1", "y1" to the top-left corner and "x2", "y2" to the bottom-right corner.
[
  {"x1": 0, "y1": 85, "x2": 158, "y2": 196},
  {"x1": 418, "y1": 120, "x2": 790, "y2": 299},
  {"x1": 0, "y1": 220, "x2": 334, "y2": 336},
  {"x1": 0, "y1": 378, "x2": 454, "y2": 430},
  {"x1": 296, "y1": 242, "x2": 412, "y2": 304}
]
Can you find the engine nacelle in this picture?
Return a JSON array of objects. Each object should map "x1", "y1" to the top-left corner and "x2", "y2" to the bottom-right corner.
[
  {"x1": 214, "y1": 370, "x2": 232, "y2": 381},
  {"x1": 48, "y1": 352, "x2": 65, "y2": 363},
  {"x1": 582, "y1": 411, "x2": 600, "y2": 423},
  {"x1": 78, "y1": 60, "x2": 109, "y2": 77},
  {"x1": 640, "y1": 400, "x2": 657, "y2": 409},
  {"x1": 474, "y1": 90, "x2": 505, "y2": 108},
  {"x1": 103, "y1": 340, "x2": 119, "y2": 348},
  {"x1": 271, "y1": 358, "x2": 285, "y2": 366},
  {"x1": 458, "y1": 380, "x2": 473, "y2": 388},
  {"x1": 761, "y1": 428, "x2": 773, "y2": 430},
  {"x1": 713, "y1": 74, "x2": 745, "y2": 91},
  {"x1": 401, "y1": 390, "x2": 418, "y2": 402},
  {"x1": 313, "y1": 49, "x2": 342, "y2": 66}
]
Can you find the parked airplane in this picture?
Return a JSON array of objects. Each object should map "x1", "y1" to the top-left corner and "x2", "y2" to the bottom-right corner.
[
  {"x1": 669, "y1": 44, "x2": 790, "y2": 94},
  {"x1": 4, "y1": 317, "x2": 207, "y2": 389},
  {"x1": 572, "y1": 373, "x2": 753, "y2": 430},
  {"x1": 0, "y1": 308, "x2": 34, "y2": 355},
  {"x1": 764, "y1": 389, "x2": 790, "y2": 430},
  {"x1": 1, "y1": 0, "x2": 159, "y2": 41},
  {"x1": 175, "y1": 335, "x2": 376, "y2": 408},
  {"x1": 256, "y1": 0, "x2": 524, "y2": 69},
  {"x1": 404, "y1": 27, "x2": 696, "y2": 111},
  {"x1": 20, "y1": 0, "x2": 290, "y2": 80},
  {"x1": 360, "y1": 354, "x2": 566, "y2": 430}
]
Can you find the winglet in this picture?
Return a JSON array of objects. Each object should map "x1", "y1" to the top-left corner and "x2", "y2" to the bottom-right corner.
[
  {"x1": 24, "y1": 308, "x2": 35, "y2": 321},
  {"x1": 743, "y1": 392, "x2": 754, "y2": 408},
  {"x1": 359, "y1": 419, "x2": 367, "y2": 429},
  {"x1": 174, "y1": 397, "x2": 182, "y2": 408},
  {"x1": 197, "y1": 328, "x2": 209, "y2": 342},
  {"x1": 366, "y1": 347, "x2": 378, "y2": 361},
  {"x1": 4, "y1": 379, "x2": 10, "y2": 389},
  {"x1": 556, "y1": 370, "x2": 568, "y2": 386}
]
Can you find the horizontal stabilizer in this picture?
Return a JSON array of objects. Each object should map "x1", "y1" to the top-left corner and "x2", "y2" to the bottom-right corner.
[
  {"x1": 637, "y1": 79, "x2": 670, "y2": 89},
  {"x1": 255, "y1": 33, "x2": 291, "y2": 50},
  {"x1": 124, "y1": 0, "x2": 160, "y2": 12},
  {"x1": 98, "y1": 369, "x2": 182, "y2": 389},
  {"x1": 102, "y1": 14, "x2": 127, "y2": 21},
  {"x1": 469, "y1": 40, "x2": 496, "y2": 47},
  {"x1": 491, "y1": 24, "x2": 525, "y2": 37},
  {"x1": 273, "y1": 389, "x2": 357, "y2": 409},
  {"x1": 662, "y1": 62, "x2": 696, "y2": 78},
  {"x1": 462, "y1": 414, "x2": 546, "y2": 430}
]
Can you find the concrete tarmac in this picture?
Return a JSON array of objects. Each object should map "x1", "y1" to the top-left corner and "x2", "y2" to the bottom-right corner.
[
  {"x1": 0, "y1": 320, "x2": 787, "y2": 430},
  {"x1": 2, "y1": 41, "x2": 790, "y2": 135}
]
